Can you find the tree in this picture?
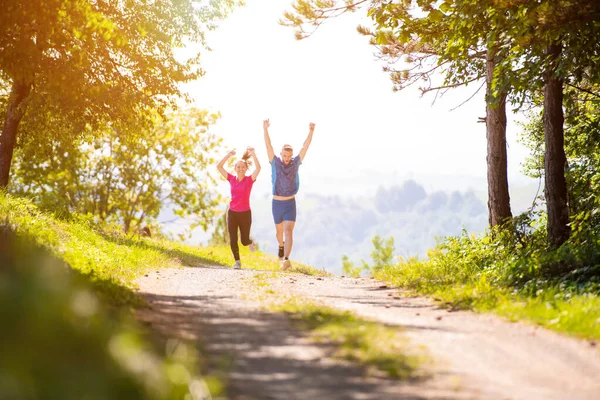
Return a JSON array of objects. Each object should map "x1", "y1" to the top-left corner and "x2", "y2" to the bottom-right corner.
[
  {"x1": 282, "y1": 0, "x2": 514, "y2": 228},
  {"x1": 11, "y1": 107, "x2": 223, "y2": 233},
  {"x1": 521, "y1": 81, "x2": 600, "y2": 242},
  {"x1": 0, "y1": 0, "x2": 237, "y2": 188},
  {"x1": 491, "y1": 0, "x2": 600, "y2": 246}
]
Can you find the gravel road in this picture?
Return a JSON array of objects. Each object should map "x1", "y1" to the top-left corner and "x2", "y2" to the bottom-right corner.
[{"x1": 135, "y1": 265, "x2": 600, "y2": 400}]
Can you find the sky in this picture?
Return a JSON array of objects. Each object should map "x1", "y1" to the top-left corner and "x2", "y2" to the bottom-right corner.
[{"x1": 186, "y1": 0, "x2": 535, "y2": 198}]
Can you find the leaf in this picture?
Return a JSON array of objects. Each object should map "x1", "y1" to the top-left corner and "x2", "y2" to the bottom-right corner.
[
  {"x1": 428, "y1": 9, "x2": 443, "y2": 22},
  {"x1": 439, "y1": 2, "x2": 451, "y2": 14}
]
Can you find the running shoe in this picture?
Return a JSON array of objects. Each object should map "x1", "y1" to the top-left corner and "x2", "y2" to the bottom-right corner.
[
  {"x1": 278, "y1": 244, "x2": 284, "y2": 261},
  {"x1": 233, "y1": 260, "x2": 241, "y2": 269},
  {"x1": 249, "y1": 240, "x2": 257, "y2": 252},
  {"x1": 281, "y1": 259, "x2": 291, "y2": 271}
]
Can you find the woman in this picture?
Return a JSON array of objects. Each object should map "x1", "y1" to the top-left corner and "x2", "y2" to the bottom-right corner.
[{"x1": 217, "y1": 147, "x2": 261, "y2": 269}]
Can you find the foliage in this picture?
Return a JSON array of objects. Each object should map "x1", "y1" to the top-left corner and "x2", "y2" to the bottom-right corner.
[
  {"x1": 209, "y1": 210, "x2": 229, "y2": 246},
  {"x1": 341, "y1": 254, "x2": 364, "y2": 278},
  {"x1": 10, "y1": 107, "x2": 223, "y2": 234},
  {"x1": 0, "y1": 192, "x2": 181, "y2": 305},
  {"x1": 489, "y1": 0, "x2": 600, "y2": 106},
  {"x1": 282, "y1": 0, "x2": 513, "y2": 97},
  {"x1": 342, "y1": 234, "x2": 395, "y2": 276},
  {"x1": 0, "y1": 193, "x2": 326, "y2": 301},
  {"x1": 0, "y1": 228, "x2": 218, "y2": 400},
  {"x1": 519, "y1": 83, "x2": 600, "y2": 242},
  {"x1": 370, "y1": 217, "x2": 600, "y2": 339},
  {"x1": 0, "y1": 0, "x2": 238, "y2": 129},
  {"x1": 368, "y1": 234, "x2": 395, "y2": 271}
]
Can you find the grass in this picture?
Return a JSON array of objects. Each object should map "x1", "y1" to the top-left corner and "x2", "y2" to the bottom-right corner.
[
  {"x1": 164, "y1": 241, "x2": 329, "y2": 277},
  {"x1": 248, "y1": 274, "x2": 429, "y2": 380},
  {"x1": 373, "y1": 256, "x2": 600, "y2": 341},
  {"x1": 1, "y1": 214, "x2": 219, "y2": 399},
  {"x1": 0, "y1": 192, "x2": 324, "y2": 306}
]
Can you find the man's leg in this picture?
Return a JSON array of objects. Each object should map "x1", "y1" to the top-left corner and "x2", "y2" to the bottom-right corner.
[
  {"x1": 282, "y1": 198, "x2": 297, "y2": 260},
  {"x1": 272, "y1": 200, "x2": 285, "y2": 259},
  {"x1": 275, "y1": 222, "x2": 284, "y2": 248},
  {"x1": 283, "y1": 220, "x2": 295, "y2": 259}
]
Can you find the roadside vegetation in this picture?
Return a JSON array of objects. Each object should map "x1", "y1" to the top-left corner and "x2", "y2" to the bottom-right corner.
[
  {"x1": 340, "y1": 78, "x2": 600, "y2": 343},
  {"x1": 344, "y1": 228, "x2": 600, "y2": 340},
  {"x1": 0, "y1": 193, "x2": 324, "y2": 305},
  {"x1": 1, "y1": 217, "x2": 216, "y2": 400}
]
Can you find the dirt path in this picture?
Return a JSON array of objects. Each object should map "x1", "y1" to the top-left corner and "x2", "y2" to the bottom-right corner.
[{"x1": 135, "y1": 265, "x2": 600, "y2": 400}]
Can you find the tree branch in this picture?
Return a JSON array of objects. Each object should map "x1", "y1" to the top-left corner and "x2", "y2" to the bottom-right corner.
[{"x1": 566, "y1": 83, "x2": 600, "y2": 98}]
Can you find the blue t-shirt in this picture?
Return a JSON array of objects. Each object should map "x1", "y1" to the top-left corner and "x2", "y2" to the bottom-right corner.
[{"x1": 270, "y1": 155, "x2": 301, "y2": 196}]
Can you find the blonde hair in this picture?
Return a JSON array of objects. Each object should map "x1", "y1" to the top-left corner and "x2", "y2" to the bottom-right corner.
[
  {"x1": 238, "y1": 149, "x2": 253, "y2": 167},
  {"x1": 282, "y1": 144, "x2": 293, "y2": 152}
]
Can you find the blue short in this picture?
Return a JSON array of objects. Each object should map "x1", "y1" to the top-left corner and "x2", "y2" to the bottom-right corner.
[{"x1": 272, "y1": 198, "x2": 296, "y2": 224}]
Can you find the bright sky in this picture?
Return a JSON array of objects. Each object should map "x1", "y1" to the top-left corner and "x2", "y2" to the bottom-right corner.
[{"x1": 187, "y1": 0, "x2": 533, "y2": 194}]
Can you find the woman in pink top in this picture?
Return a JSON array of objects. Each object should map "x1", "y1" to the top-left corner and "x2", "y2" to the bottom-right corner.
[{"x1": 217, "y1": 147, "x2": 261, "y2": 269}]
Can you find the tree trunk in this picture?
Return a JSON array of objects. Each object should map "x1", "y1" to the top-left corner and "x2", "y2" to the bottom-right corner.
[
  {"x1": 485, "y1": 50, "x2": 512, "y2": 227},
  {"x1": 544, "y1": 43, "x2": 569, "y2": 247},
  {"x1": 0, "y1": 80, "x2": 33, "y2": 188}
]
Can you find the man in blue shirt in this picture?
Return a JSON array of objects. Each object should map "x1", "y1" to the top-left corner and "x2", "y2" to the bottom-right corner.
[{"x1": 263, "y1": 119, "x2": 315, "y2": 271}]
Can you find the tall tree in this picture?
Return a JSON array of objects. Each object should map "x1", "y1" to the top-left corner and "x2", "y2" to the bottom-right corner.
[
  {"x1": 543, "y1": 43, "x2": 569, "y2": 246},
  {"x1": 282, "y1": 0, "x2": 514, "y2": 227},
  {"x1": 0, "y1": 0, "x2": 237, "y2": 188},
  {"x1": 520, "y1": 82, "x2": 600, "y2": 237},
  {"x1": 485, "y1": 44, "x2": 512, "y2": 227}
]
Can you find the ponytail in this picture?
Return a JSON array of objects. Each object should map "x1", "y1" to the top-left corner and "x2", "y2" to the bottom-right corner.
[{"x1": 241, "y1": 149, "x2": 253, "y2": 167}]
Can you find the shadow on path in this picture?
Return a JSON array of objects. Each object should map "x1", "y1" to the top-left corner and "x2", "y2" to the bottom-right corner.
[{"x1": 135, "y1": 290, "x2": 444, "y2": 400}]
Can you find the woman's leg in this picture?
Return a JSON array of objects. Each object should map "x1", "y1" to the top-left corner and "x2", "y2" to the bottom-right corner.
[
  {"x1": 238, "y1": 210, "x2": 253, "y2": 246},
  {"x1": 227, "y1": 210, "x2": 240, "y2": 261}
]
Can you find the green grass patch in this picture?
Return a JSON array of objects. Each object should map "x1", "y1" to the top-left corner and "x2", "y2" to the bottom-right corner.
[
  {"x1": 269, "y1": 297, "x2": 428, "y2": 379},
  {"x1": 0, "y1": 193, "x2": 325, "y2": 306},
  {"x1": 1, "y1": 225, "x2": 221, "y2": 400},
  {"x1": 161, "y1": 241, "x2": 328, "y2": 276},
  {"x1": 371, "y1": 237, "x2": 600, "y2": 340}
]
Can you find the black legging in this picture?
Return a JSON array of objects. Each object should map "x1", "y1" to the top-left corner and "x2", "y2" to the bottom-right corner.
[{"x1": 227, "y1": 209, "x2": 253, "y2": 261}]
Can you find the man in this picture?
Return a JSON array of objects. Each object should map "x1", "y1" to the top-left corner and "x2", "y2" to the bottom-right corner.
[{"x1": 263, "y1": 118, "x2": 315, "y2": 270}]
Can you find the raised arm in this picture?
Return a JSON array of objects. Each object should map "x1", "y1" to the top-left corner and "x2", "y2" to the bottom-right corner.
[
  {"x1": 248, "y1": 147, "x2": 261, "y2": 181},
  {"x1": 216, "y1": 149, "x2": 236, "y2": 179},
  {"x1": 298, "y1": 122, "x2": 315, "y2": 162},
  {"x1": 263, "y1": 119, "x2": 275, "y2": 162}
]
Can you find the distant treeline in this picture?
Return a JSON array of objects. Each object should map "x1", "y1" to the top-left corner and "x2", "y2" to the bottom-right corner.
[{"x1": 248, "y1": 180, "x2": 487, "y2": 273}]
